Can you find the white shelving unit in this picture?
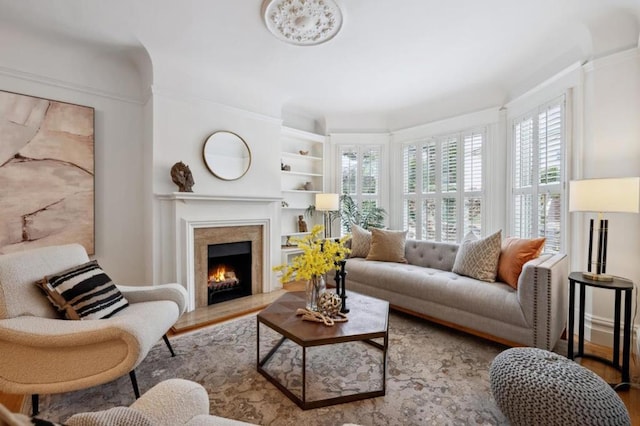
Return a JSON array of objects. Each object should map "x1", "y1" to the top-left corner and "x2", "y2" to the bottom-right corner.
[{"x1": 280, "y1": 127, "x2": 326, "y2": 267}]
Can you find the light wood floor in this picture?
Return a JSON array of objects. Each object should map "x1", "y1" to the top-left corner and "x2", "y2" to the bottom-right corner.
[{"x1": 2, "y1": 283, "x2": 639, "y2": 424}]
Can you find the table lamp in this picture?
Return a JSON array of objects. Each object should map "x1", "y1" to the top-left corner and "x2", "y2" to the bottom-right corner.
[
  {"x1": 315, "y1": 193, "x2": 340, "y2": 238},
  {"x1": 569, "y1": 177, "x2": 640, "y2": 281}
]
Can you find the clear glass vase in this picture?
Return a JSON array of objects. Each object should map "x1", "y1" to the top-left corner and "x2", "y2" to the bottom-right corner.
[{"x1": 305, "y1": 274, "x2": 326, "y2": 311}]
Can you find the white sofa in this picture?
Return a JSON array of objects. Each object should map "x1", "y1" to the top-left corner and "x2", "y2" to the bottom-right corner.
[
  {"x1": 342, "y1": 239, "x2": 569, "y2": 349},
  {"x1": 0, "y1": 244, "x2": 188, "y2": 413}
]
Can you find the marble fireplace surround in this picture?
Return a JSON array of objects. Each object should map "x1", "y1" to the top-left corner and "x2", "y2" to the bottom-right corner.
[
  {"x1": 192, "y1": 223, "x2": 263, "y2": 309},
  {"x1": 156, "y1": 193, "x2": 281, "y2": 312}
]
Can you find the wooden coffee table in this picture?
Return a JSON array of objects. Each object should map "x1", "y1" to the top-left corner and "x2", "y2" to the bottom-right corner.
[{"x1": 256, "y1": 291, "x2": 389, "y2": 409}]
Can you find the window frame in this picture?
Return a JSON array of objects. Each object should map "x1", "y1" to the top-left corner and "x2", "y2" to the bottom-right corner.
[
  {"x1": 401, "y1": 127, "x2": 487, "y2": 242},
  {"x1": 508, "y1": 95, "x2": 566, "y2": 254}
]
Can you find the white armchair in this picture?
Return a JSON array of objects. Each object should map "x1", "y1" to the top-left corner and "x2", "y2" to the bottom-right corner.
[{"x1": 0, "y1": 244, "x2": 187, "y2": 415}]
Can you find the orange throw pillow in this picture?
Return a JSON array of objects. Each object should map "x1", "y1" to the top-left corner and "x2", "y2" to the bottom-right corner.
[{"x1": 497, "y1": 237, "x2": 545, "y2": 289}]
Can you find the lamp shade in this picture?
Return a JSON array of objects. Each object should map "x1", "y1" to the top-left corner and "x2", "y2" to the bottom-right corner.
[
  {"x1": 569, "y1": 177, "x2": 640, "y2": 213},
  {"x1": 315, "y1": 193, "x2": 340, "y2": 211}
]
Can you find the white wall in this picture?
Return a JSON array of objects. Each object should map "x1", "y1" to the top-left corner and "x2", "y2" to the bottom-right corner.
[
  {"x1": 579, "y1": 49, "x2": 640, "y2": 345},
  {"x1": 0, "y1": 26, "x2": 148, "y2": 284},
  {"x1": 149, "y1": 90, "x2": 283, "y2": 284}
]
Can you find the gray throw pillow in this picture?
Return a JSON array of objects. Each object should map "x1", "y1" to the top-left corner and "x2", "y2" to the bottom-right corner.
[{"x1": 452, "y1": 230, "x2": 502, "y2": 282}]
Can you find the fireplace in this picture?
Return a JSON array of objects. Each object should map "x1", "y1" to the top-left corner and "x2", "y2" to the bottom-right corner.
[
  {"x1": 207, "y1": 241, "x2": 252, "y2": 305},
  {"x1": 193, "y1": 224, "x2": 264, "y2": 309}
]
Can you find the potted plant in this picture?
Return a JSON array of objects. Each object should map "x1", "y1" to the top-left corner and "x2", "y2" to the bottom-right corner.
[{"x1": 306, "y1": 193, "x2": 387, "y2": 233}]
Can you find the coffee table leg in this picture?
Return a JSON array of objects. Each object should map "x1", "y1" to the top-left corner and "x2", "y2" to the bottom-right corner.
[
  {"x1": 383, "y1": 331, "x2": 388, "y2": 395},
  {"x1": 302, "y1": 346, "x2": 306, "y2": 404}
]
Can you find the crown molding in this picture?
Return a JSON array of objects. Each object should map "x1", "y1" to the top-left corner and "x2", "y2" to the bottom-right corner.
[
  {"x1": 0, "y1": 65, "x2": 145, "y2": 105},
  {"x1": 151, "y1": 85, "x2": 283, "y2": 125}
]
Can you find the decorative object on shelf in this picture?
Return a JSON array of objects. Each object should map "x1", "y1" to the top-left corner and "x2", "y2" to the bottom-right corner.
[
  {"x1": 295, "y1": 307, "x2": 347, "y2": 326},
  {"x1": 170, "y1": 161, "x2": 195, "y2": 192},
  {"x1": 315, "y1": 193, "x2": 340, "y2": 238},
  {"x1": 273, "y1": 224, "x2": 351, "y2": 311},
  {"x1": 261, "y1": 0, "x2": 343, "y2": 46},
  {"x1": 299, "y1": 150, "x2": 309, "y2": 156},
  {"x1": 297, "y1": 215, "x2": 308, "y2": 232},
  {"x1": 203, "y1": 130, "x2": 251, "y2": 181},
  {"x1": 302, "y1": 181, "x2": 314, "y2": 191},
  {"x1": 305, "y1": 274, "x2": 326, "y2": 311},
  {"x1": 281, "y1": 200, "x2": 289, "y2": 208},
  {"x1": 569, "y1": 177, "x2": 640, "y2": 281},
  {"x1": 281, "y1": 161, "x2": 291, "y2": 171},
  {"x1": 334, "y1": 259, "x2": 349, "y2": 313}
]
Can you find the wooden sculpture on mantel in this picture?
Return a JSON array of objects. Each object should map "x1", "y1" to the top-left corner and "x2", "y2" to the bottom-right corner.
[{"x1": 170, "y1": 161, "x2": 195, "y2": 192}]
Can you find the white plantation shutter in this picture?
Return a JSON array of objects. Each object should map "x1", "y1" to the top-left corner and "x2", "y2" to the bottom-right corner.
[
  {"x1": 402, "y1": 128, "x2": 485, "y2": 242},
  {"x1": 338, "y1": 145, "x2": 383, "y2": 234},
  {"x1": 463, "y1": 131, "x2": 483, "y2": 237},
  {"x1": 340, "y1": 147, "x2": 357, "y2": 195},
  {"x1": 403, "y1": 145, "x2": 417, "y2": 238},
  {"x1": 422, "y1": 142, "x2": 436, "y2": 193},
  {"x1": 441, "y1": 137, "x2": 457, "y2": 193},
  {"x1": 510, "y1": 96, "x2": 565, "y2": 254}
]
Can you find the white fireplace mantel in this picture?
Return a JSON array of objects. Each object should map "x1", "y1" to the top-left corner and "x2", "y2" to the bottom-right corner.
[
  {"x1": 154, "y1": 192, "x2": 282, "y2": 311},
  {"x1": 156, "y1": 192, "x2": 282, "y2": 203}
]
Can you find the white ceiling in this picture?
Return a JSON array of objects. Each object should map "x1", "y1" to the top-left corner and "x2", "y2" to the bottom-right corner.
[{"x1": 1, "y1": 0, "x2": 639, "y2": 130}]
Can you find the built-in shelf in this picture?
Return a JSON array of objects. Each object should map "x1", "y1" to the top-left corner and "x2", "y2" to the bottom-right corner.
[
  {"x1": 281, "y1": 189, "x2": 322, "y2": 194},
  {"x1": 281, "y1": 170, "x2": 323, "y2": 177},
  {"x1": 281, "y1": 152, "x2": 322, "y2": 161},
  {"x1": 280, "y1": 126, "x2": 325, "y2": 268}
]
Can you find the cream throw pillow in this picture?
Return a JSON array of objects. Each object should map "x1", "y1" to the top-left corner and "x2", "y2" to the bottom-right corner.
[
  {"x1": 452, "y1": 230, "x2": 502, "y2": 282},
  {"x1": 366, "y1": 228, "x2": 408, "y2": 263},
  {"x1": 349, "y1": 224, "x2": 372, "y2": 258}
]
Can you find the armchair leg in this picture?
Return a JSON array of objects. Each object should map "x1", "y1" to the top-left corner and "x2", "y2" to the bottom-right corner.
[
  {"x1": 129, "y1": 370, "x2": 140, "y2": 399},
  {"x1": 163, "y1": 334, "x2": 176, "y2": 357},
  {"x1": 31, "y1": 394, "x2": 39, "y2": 416}
]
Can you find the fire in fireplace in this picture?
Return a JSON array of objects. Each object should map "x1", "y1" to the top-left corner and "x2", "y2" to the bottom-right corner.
[{"x1": 207, "y1": 241, "x2": 252, "y2": 305}]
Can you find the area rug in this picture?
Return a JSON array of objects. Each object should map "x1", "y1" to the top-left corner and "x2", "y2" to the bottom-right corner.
[{"x1": 36, "y1": 312, "x2": 509, "y2": 425}]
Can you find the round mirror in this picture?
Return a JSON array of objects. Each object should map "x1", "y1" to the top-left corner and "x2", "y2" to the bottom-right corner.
[{"x1": 202, "y1": 131, "x2": 252, "y2": 181}]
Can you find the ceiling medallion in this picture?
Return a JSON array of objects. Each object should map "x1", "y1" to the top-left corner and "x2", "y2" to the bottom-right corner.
[{"x1": 262, "y1": 0, "x2": 343, "y2": 46}]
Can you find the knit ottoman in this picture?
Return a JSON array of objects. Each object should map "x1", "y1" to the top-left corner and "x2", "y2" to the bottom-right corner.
[{"x1": 490, "y1": 347, "x2": 630, "y2": 426}]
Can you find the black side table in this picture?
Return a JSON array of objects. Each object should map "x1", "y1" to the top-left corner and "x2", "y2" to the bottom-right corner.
[{"x1": 567, "y1": 271, "x2": 633, "y2": 388}]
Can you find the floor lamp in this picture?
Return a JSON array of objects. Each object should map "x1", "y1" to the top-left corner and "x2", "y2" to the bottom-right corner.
[
  {"x1": 569, "y1": 177, "x2": 640, "y2": 281},
  {"x1": 315, "y1": 193, "x2": 340, "y2": 238}
]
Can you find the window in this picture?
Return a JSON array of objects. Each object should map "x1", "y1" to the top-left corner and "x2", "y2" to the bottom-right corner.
[
  {"x1": 402, "y1": 129, "x2": 485, "y2": 242},
  {"x1": 338, "y1": 145, "x2": 383, "y2": 233},
  {"x1": 510, "y1": 96, "x2": 565, "y2": 253}
]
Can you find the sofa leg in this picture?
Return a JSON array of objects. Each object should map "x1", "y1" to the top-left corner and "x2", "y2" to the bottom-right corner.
[
  {"x1": 31, "y1": 394, "x2": 39, "y2": 416},
  {"x1": 129, "y1": 370, "x2": 140, "y2": 399},
  {"x1": 163, "y1": 334, "x2": 176, "y2": 357}
]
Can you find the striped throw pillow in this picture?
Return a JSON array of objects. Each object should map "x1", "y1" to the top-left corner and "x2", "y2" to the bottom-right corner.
[{"x1": 36, "y1": 260, "x2": 128, "y2": 320}]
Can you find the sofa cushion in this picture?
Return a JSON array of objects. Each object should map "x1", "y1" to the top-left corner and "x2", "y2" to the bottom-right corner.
[
  {"x1": 349, "y1": 224, "x2": 372, "y2": 258},
  {"x1": 452, "y1": 230, "x2": 502, "y2": 282},
  {"x1": 345, "y1": 257, "x2": 528, "y2": 328},
  {"x1": 36, "y1": 260, "x2": 129, "y2": 320},
  {"x1": 497, "y1": 237, "x2": 545, "y2": 289},
  {"x1": 366, "y1": 228, "x2": 408, "y2": 263}
]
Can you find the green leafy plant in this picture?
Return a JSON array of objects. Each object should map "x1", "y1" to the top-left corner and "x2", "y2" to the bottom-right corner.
[
  {"x1": 306, "y1": 193, "x2": 387, "y2": 234},
  {"x1": 338, "y1": 193, "x2": 386, "y2": 232}
]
